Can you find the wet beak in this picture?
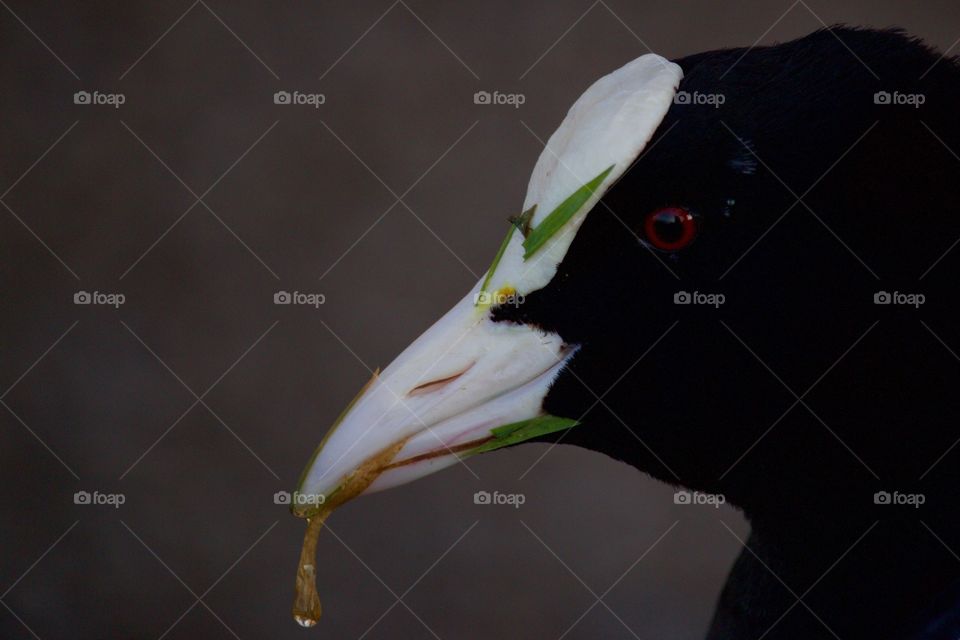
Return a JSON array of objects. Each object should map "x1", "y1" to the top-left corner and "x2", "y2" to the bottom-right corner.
[
  {"x1": 294, "y1": 282, "x2": 575, "y2": 514},
  {"x1": 292, "y1": 52, "x2": 682, "y2": 516}
]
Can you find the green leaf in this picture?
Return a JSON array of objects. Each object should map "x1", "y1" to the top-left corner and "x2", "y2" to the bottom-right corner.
[
  {"x1": 522, "y1": 164, "x2": 615, "y2": 259},
  {"x1": 465, "y1": 414, "x2": 579, "y2": 456},
  {"x1": 476, "y1": 224, "x2": 516, "y2": 307},
  {"x1": 476, "y1": 205, "x2": 538, "y2": 308}
]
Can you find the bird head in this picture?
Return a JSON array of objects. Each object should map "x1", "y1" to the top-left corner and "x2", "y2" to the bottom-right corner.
[{"x1": 295, "y1": 27, "x2": 960, "y2": 518}]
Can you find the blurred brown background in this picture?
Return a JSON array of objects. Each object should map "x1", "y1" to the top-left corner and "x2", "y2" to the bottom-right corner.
[{"x1": 1, "y1": 2, "x2": 958, "y2": 638}]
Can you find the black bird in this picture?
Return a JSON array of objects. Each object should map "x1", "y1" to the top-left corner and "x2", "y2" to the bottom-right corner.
[{"x1": 295, "y1": 27, "x2": 960, "y2": 639}]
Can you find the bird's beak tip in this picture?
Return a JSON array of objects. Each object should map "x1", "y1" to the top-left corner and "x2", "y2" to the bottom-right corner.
[{"x1": 293, "y1": 290, "x2": 576, "y2": 516}]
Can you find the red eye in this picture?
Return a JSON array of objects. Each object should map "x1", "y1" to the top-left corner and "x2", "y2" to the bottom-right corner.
[{"x1": 643, "y1": 206, "x2": 697, "y2": 251}]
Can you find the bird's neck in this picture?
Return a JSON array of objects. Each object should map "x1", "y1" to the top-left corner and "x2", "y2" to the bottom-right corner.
[{"x1": 707, "y1": 509, "x2": 960, "y2": 640}]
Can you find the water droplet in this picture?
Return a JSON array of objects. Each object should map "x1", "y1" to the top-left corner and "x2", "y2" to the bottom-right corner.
[{"x1": 294, "y1": 614, "x2": 318, "y2": 628}]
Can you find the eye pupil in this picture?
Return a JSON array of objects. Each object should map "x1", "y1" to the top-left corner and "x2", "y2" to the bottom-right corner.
[
  {"x1": 643, "y1": 207, "x2": 697, "y2": 250},
  {"x1": 652, "y1": 211, "x2": 685, "y2": 243}
]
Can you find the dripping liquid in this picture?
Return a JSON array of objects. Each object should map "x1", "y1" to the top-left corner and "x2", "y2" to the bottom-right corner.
[{"x1": 292, "y1": 437, "x2": 410, "y2": 627}]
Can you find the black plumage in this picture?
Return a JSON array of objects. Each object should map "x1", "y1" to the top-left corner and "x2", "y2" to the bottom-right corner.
[{"x1": 495, "y1": 27, "x2": 960, "y2": 639}]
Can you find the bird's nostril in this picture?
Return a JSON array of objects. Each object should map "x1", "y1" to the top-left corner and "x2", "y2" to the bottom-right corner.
[{"x1": 408, "y1": 364, "x2": 474, "y2": 396}]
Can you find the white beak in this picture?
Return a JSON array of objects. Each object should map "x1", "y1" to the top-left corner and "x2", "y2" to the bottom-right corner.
[
  {"x1": 293, "y1": 53, "x2": 682, "y2": 514},
  {"x1": 295, "y1": 281, "x2": 575, "y2": 509}
]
